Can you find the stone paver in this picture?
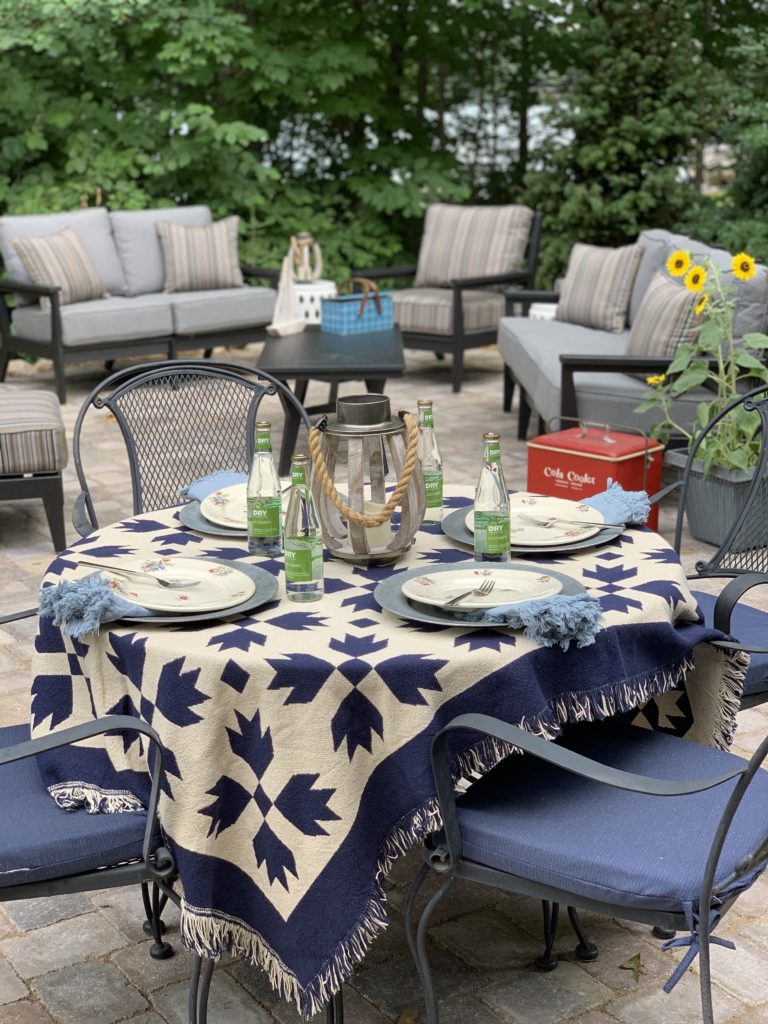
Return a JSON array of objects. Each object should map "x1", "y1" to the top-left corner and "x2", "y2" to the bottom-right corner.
[{"x1": 3, "y1": 349, "x2": 768, "y2": 1024}]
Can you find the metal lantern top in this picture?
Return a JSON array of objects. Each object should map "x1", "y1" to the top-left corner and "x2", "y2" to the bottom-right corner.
[{"x1": 309, "y1": 395, "x2": 425, "y2": 566}]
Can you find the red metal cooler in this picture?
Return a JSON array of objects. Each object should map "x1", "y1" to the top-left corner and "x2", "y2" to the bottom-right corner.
[{"x1": 527, "y1": 424, "x2": 664, "y2": 530}]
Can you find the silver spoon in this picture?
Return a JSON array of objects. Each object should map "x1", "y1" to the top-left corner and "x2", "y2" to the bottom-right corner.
[{"x1": 76, "y1": 559, "x2": 200, "y2": 589}]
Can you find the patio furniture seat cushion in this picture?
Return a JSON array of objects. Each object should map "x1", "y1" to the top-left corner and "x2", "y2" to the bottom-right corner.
[
  {"x1": 168, "y1": 286, "x2": 275, "y2": 334},
  {"x1": 497, "y1": 316, "x2": 710, "y2": 429},
  {"x1": 157, "y1": 216, "x2": 244, "y2": 292},
  {"x1": 0, "y1": 384, "x2": 67, "y2": 473},
  {"x1": 693, "y1": 591, "x2": 768, "y2": 702},
  {"x1": 0, "y1": 207, "x2": 127, "y2": 301},
  {"x1": 456, "y1": 722, "x2": 768, "y2": 913},
  {"x1": 556, "y1": 242, "x2": 644, "y2": 333},
  {"x1": 11, "y1": 295, "x2": 174, "y2": 346},
  {"x1": 109, "y1": 205, "x2": 212, "y2": 296},
  {"x1": 394, "y1": 287, "x2": 505, "y2": 336},
  {"x1": 414, "y1": 204, "x2": 534, "y2": 288},
  {"x1": 0, "y1": 723, "x2": 148, "y2": 886}
]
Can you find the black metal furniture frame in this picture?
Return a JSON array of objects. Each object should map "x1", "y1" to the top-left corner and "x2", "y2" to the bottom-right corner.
[
  {"x1": 356, "y1": 211, "x2": 543, "y2": 393},
  {"x1": 0, "y1": 266, "x2": 278, "y2": 404},
  {"x1": 407, "y1": 713, "x2": 768, "y2": 1024},
  {"x1": 0, "y1": 468, "x2": 65, "y2": 551}
]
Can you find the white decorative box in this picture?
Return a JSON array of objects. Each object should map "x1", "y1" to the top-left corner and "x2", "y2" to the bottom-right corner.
[{"x1": 295, "y1": 280, "x2": 338, "y2": 324}]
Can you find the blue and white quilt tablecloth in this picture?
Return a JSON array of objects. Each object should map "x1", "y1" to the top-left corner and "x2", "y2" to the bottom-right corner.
[{"x1": 30, "y1": 491, "x2": 747, "y2": 1016}]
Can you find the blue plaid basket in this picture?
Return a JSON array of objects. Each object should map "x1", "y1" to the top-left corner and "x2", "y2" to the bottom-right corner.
[{"x1": 320, "y1": 278, "x2": 394, "y2": 336}]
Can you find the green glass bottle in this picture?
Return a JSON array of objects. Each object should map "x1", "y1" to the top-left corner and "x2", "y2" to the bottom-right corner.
[
  {"x1": 417, "y1": 399, "x2": 444, "y2": 522},
  {"x1": 247, "y1": 421, "x2": 282, "y2": 556},
  {"x1": 473, "y1": 431, "x2": 510, "y2": 562},
  {"x1": 283, "y1": 454, "x2": 323, "y2": 602}
]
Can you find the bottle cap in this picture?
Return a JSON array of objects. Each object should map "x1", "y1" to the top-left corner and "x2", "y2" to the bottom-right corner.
[
  {"x1": 483, "y1": 431, "x2": 500, "y2": 441},
  {"x1": 255, "y1": 421, "x2": 271, "y2": 430},
  {"x1": 292, "y1": 453, "x2": 309, "y2": 463},
  {"x1": 417, "y1": 399, "x2": 433, "y2": 407}
]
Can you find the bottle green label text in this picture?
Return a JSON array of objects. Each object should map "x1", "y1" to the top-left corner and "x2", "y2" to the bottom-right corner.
[
  {"x1": 423, "y1": 470, "x2": 443, "y2": 509},
  {"x1": 474, "y1": 510, "x2": 510, "y2": 554},
  {"x1": 248, "y1": 497, "x2": 281, "y2": 537}
]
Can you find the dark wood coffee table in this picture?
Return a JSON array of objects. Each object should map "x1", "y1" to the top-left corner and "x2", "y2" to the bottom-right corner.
[{"x1": 257, "y1": 325, "x2": 405, "y2": 474}]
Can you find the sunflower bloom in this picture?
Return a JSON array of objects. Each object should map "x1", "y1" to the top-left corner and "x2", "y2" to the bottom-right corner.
[
  {"x1": 732, "y1": 252, "x2": 756, "y2": 281},
  {"x1": 684, "y1": 265, "x2": 707, "y2": 292},
  {"x1": 646, "y1": 373, "x2": 666, "y2": 386},
  {"x1": 667, "y1": 250, "x2": 691, "y2": 277},
  {"x1": 694, "y1": 294, "x2": 709, "y2": 316}
]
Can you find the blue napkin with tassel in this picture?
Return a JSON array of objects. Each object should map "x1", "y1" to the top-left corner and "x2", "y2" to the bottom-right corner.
[
  {"x1": 457, "y1": 593, "x2": 603, "y2": 650},
  {"x1": 39, "y1": 573, "x2": 151, "y2": 639},
  {"x1": 180, "y1": 470, "x2": 247, "y2": 503},
  {"x1": 581, "y1": 480, "x2": 650, "y2": 526}
]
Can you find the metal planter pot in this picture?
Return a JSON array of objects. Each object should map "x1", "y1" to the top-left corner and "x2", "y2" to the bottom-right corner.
[{"x1": 664, "y1": 449, "x2": 756, "y2": 546}]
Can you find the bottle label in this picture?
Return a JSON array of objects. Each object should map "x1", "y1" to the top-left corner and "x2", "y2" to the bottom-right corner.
[
  {"x1": 474, "y1": 511, "x2": 510, "y2": 554},
  {"x1": 291, "y1": 464, "x2": 307, "y2": 487},
  {"x1": 248, "y1": 497, "x2": 281, "y2": 537},
  {"x1": 420, "y1": 409, "x2": 434, "y2": 429},
  {"x1": 485, "y1": 442, "x2": 501, "y2": 463},
  {"x1": 423, "y1": 470, "x2": 443, "y2": 509},
  {"x1": 256, "y1": 433, "x2": 272, "y2": 453},
  {"x1": 285, "y1": 537, "x2": 323, "y2": 582}
]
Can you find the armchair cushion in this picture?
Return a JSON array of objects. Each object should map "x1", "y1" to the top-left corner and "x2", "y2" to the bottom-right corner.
[
  {"x1": 555, "y1": 242, "x2": 643, "y2": 333},
  {"x1": 394, "y1": 287, "x2": 505, "y2": 336},
  {"x1": 0, "y1": 385, "x2": 67, "y2": 473},
  {"x1": 0, "y1": 208, "x2": 127, "y2": 302},
  {"x1": 11, "y1": 227, "x2": 107, "y2": 311},
  {"x1": 156, "y1": 216, "x2": 244, "y2": 292},
  {"x1": 109, "y1": 205, "x2": 212, "y2": 296},
  {"x1": 626, "y1": 272, "x2": 699, "y2": 358},
  {"x1": 0, "y1": 724, "x2": 148, "y2": 886},
  {"x1": 168, "y1": 286, "x2": 275, "y2": 333},
  {"x1": 456, "y1": 722, "x2": 768, "y2": 912},
  {"x1": 12, "y1": 295, "x2": 173, "y2": 346},
  {"x1": 414, "y1": 204, "x2": 533, "y2": 288}
]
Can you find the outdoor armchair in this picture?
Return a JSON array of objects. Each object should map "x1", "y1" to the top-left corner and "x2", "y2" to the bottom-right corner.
[
  {"x1": 407, "y1": 713, "x2": 768, "y2": 1024},
  {"x1": 356, "y1": 204, "x2": 543, "y2": 392}
]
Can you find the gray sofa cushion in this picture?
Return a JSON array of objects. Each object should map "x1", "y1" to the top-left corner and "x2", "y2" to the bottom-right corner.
[
  {"x1": 686, "y1": 242, "x2": 768, "y2": 338},
  {"x1": 0, "y1": 208, "x2": 127, "y2": 301},
  {"x1": 109, "y1": 205, "x2": 212, "y2": 296},
  {"x1": 169, "y1": 287, "x2": 275, "y2": 334},
  {"x1": 498, "y1": 316, "x2": 709, "y2": 432},
  {"x1": 12, "y1": 295, "x2": 173, "y2": 346}
]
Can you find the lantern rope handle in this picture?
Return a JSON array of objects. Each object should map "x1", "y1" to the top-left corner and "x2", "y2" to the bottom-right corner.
[{"x1": 309, "y1": 412, "x2": 419, "y2": 527}]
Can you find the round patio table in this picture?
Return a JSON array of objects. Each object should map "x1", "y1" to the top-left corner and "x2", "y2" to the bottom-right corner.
[{"x1": 29, "y1": 489, "x2": 745, "y2": 1017}]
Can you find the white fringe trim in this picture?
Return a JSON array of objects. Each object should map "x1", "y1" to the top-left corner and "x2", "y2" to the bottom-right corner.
[{"x1": 48, "y1": 781, "x2": 144, "y2": 814}]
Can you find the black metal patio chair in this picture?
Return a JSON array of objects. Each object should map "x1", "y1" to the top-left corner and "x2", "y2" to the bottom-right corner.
[
  {"x1": 407, "y1": 713, "x2": 768, "y2": 1024},
  {"x1": 71, "y1": 358, "x2": 312, "y2": 536},
  {"x1": 0, "y1": 715, "x2": 176, "y2": 959}
]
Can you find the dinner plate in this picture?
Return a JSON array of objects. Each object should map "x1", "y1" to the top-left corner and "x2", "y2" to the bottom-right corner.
[
  {"x1": 375, "y1": 562, "x2": 585, "y2": 629},
  {"x1": 75, "y1": 555, "x2": 257, "y2": 613},
  {"x1": 200, "y1": 483, "x2": 248, "y2": 530},
  {"x1": 401, "y1": 566, "x2": 562, "y2": 611},
  {"x1": 466, "y1": 493, "x2": 604, "y2": 546},
  {"x1": 179, "y1": 500, "x2": 248, "y2": 538},
  {"x1": 441, "y1": 506, "x2": 624, "y2": 556}
]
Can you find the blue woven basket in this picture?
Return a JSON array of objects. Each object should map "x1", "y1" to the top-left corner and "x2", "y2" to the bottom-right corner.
[{"x1": 320, "y1": 290, "x2": 394, "y2": 336}]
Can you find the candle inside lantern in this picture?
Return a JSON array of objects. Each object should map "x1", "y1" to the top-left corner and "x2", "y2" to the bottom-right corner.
[{"x1": 363, "y1": 501, "x2": 392, "y2": 549}]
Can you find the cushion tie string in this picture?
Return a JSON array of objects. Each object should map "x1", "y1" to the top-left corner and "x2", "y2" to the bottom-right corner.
[{"x1": 661, "y1": 903, "x2": 735, "y2": 994}]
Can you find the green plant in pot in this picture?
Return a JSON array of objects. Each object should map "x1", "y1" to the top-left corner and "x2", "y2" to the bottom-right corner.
[{"x1": 636, "y1": 249, "x2": 768, "y2": 545}]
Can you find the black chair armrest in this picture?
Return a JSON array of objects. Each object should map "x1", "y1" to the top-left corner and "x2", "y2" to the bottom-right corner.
[
  {"x1": 505, "y1": 289, "x2": 560, "y2": 304},
  {"x1": 353, "y1": 265, "x2": 417, "y2": 282},
  {"x1": 241, "y1": 265, "x2": 279, "y2": 286},
  {"x1": 708, "y1": 573, "x2": 768, "y2": 637},
  {"x1": 559, "y1": 354, "x2": 676, "y2": 421},
  {"x1": 0, "y1": 278, "x2": 61, "y2": 299},
  {"x1": 0, "y1": 714, "x2": 171, "y2": 874},
  {"x1": 451, "y1": 271, "x2": 529, "y2": 289}
]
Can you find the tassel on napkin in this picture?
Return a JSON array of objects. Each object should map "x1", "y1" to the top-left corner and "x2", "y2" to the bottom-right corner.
[
  {"x1": 583, "y1": 480, "x2": 650, "y2": 525},
  {"x1": 39, "y1": 573, "x2": 150, "y2": 639},
  {"x1": 459, "y1": 593, "x2": 603, "y2": 650}
]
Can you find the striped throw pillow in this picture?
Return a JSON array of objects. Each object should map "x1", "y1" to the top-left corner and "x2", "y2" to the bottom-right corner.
[
  {"x1": 11, "y1": 226, "x2": 107, "y2": 311},
  {"x1": 156, "y1": 216, "x2": 244, "y2": 292},
  {"x1": 626, "y1": 272, "x2": 699, "y2": 358},
  {"x1": 555, "y1": 243, "x2": 643, "y2": 332},
  {"x1": 414, "y1": 204, "x2": 534, "y2": 288}
]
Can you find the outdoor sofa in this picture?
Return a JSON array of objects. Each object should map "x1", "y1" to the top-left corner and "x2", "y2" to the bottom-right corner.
[
  {"x1": 0, "y1": 205, "x2": 277, "y2": 403},
  {"x1": 500, "y1": 228, "x2": 768, "y2": 437}
]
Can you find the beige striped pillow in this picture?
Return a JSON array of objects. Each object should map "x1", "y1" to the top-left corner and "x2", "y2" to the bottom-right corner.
[
  {"x1": 414, "y1": 204, "x2": 534, "y2": 287},
  {"x1": 626, "y1": 272, "x2": 699, "y2": 357},
  {"x1": 11, "y1": 226, "x2": 107, "y2": 311},
  {"x1": 555, "y1": 243, "x2": 643, "y2": 332},
  {"x1": 156, "y1": 216, "x2": 244, "y2": 292}
]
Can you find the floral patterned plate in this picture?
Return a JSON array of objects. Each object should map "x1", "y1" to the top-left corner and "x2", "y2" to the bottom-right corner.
[
  {"x1": 77, "y1": 555, "x2": 257, "y2": 613},
  {"x1": 465, "y1": 493, "x2": 605, "y2": 546},
  {"x1": 401, "y1": 566, "x2": 562, "y2": 610},
  {"x1": 200, "y1": 483, "x2": 248, "y2": 530}
]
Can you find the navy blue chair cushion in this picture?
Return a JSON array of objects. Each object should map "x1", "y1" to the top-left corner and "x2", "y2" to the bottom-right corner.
[
  {"x1": 693, "y1": 590, "x2": 768, "y2": 700},
  {"x1": 455, "y1": 723, "x2": 768, "y2": 913},
  {"x1": 0, "y1": 724, "x2": 148, "y2": 886}
]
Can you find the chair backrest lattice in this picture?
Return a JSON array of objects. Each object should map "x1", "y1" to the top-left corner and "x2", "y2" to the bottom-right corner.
[
  {"x1": 73, "y1": 360, "x2": 310, "y2": 527},
  {"x1": 674, "y1": 386, "x2": 768, "y2": 577}
]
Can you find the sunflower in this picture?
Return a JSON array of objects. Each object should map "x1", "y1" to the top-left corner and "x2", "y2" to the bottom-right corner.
[
  {"x1": 646, "y1": 373, "x2": 666, "y2": 386},
  {"x1": 732, "y1": 251, "x2": 756, "y2": 281},
  {"x1": 694, "y1": 293, "x2": 709, "y2": 317},
  {"x1": 684, "y1": 265, "x2": 707, "y2": 292},
  {"x1": 666, "y1": 250, "x2": 691, "y2": 277}
]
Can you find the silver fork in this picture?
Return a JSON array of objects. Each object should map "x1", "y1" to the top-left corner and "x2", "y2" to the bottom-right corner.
[
  {"x1": 444, "y1": 577, "x2": 495, "y2": 608},
  {"x1": 76, "y1": 559, "x2": 200, "y2": 589},
  {"x1": 518, "y1": 512, "x2": 619, "y2": 530}
]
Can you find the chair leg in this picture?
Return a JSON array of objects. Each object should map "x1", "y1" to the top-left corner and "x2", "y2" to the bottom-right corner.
[
  {"x1": 567, "y1": 906, "x2": 598, "y2": 961},
  {"x1": 198, "y1": 957, "x2": 215, "y2": 1024},
  {"x1": 325, "y1": 990, "x2": 344, "y2": 1024},
  {"x1": 503, "y1": 365, "x2": 515, "y2": 413},
  {"x1": 414, "y1": 877, "x2": 453, "y2": 1024},
  {"x1": 141, "y1": 882, "x2": 167, "y2": 936},
  {"x1": 188, "y1": 955, "x2": 202, "y2": 1024},
  {"x1": 698, "y1": 928, "x2": 715, "y2": 1024},
  {"x1": 535, "y1": 900, "x2": 560, "y2": 971},
  {"x1": 0, "y1": 345, "x2": 10, "y2": 382},
  {"x1": 41, "y1": 474, "x2": 66, "y2": 552},
  {"x1": 143, "y1": 882, "x2": 173, "y2": 959},
  {"x1": 653, "y1": 926, "x2": 676, "y2": 940},
  {"x1": 52, "y1": 351, "x2": 67, "y2": 404},
  {"x1": 518, "y1": 390, "x2": 532, "y2": 440},
  {"x1": 451, "y1": 351, "x2": 464, "y2": 393},
  {"x1": 435, "y1": 352, "x2": 445, "y2": 361},
  {"x1": 404, "y1": 861, "x2": 431, "y2": 969}
]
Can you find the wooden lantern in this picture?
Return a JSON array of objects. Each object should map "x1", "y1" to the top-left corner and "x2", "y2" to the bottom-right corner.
[{"x1": 309, "y1": 395, "x2": 425, "y2": 565}]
